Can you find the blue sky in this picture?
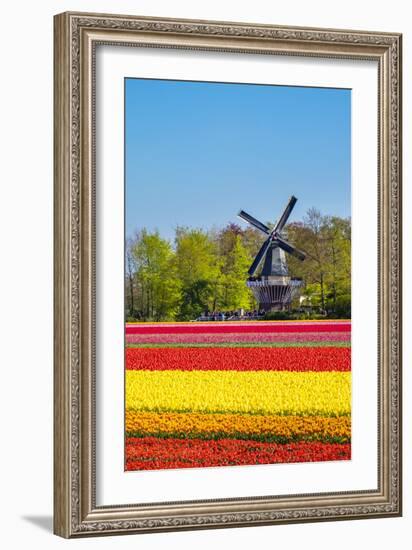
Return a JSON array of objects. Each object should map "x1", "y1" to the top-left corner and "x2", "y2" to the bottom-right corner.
[{"x1": 125, "y1": 78, "x2": 351, "y2": 241}]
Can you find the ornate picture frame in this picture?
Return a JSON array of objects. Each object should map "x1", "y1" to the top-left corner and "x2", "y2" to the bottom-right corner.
[{"x1": 53, "y1": 11, "x2": 402, "y2": 538}]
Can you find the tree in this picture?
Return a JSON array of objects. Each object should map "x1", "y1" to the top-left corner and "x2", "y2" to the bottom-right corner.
[
  {"x1": 125, "y1": 237, "x2": 138, "y2": 318},
  {"x1": 175, "y1": 227, "x2": 222, "y2": 319},
  {"x1": 322, "y1": 216, "x2": 351, "y2": 316},
  {"x1": 131, "y1": 230, "x2": 181, "y2": 321},
  {"x1": 240, "y1": 226, "x2": 266, "y2": 263},
  {"x1": 286, "y1": 209, "x2": 351, "y2": 316},
  {"x1": 302, "y1": 208, "x2": 329, "y2": 310},
  {"x1": 219, "y1": 233, "x2": 254, "y2": 310}
]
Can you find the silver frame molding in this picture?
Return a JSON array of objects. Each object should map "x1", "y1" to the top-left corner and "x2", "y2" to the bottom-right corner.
[{"x1": 53, "y1": 11, "x2": 402, "y2": 538}]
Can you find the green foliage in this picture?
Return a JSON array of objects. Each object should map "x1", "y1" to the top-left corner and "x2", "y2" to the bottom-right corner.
[
  {"x1": 178, "y1": 279, "x2": 213, "y2": 321},
  {"x1": 128, "y1": 229, "x2": 181, "y2": 321},
  {"x1": 174, "y1": 227, "x2": 222, "y2": 320},
  {"x1": 263, "y1": 311, "x2": 290, "y2": 320},
  {"x1": 287, "y1": 209, "x2": 351, "y2": 317},
  {"x1": 125, "y1": 211, "x2": 351, "y2": 321},
  {"x1": 219, "y1": 235, "x2": 254, "y2": 311},
  {"x1": 264, "y1": 310, "x2": 328, "y2": 321},
  {"x1": 125, "y1": 316, "x2": 138, "y2": 323}
]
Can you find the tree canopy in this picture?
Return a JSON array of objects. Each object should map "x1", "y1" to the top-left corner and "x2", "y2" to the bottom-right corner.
[
  {"x1": 287, "y1": 209, "x2": 351, "y2": 317},
  {"x1": 125, "y1": 210, "x2": 351, "y2": 321}
]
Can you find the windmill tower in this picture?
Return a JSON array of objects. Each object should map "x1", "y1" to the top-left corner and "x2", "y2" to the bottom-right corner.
[{"x1": 238, "y1": 196, "x2": 306, "y2": 311}]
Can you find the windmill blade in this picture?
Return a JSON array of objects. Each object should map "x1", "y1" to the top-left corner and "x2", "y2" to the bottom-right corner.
[
  {"x1": 273, "y1": 195, "x2": 297, "y2": 234},
  {"x1": 238, "y1": 210, "x2": 270, "y2": 234},
  {"x1": 274, "y1": 235, "x2": 306, "y2": 261},
  {"x1": 248, "y1": 237, "x2": 272, "y2": 276}
]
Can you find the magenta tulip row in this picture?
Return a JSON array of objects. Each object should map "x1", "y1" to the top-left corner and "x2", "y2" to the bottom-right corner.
[{"x1": 125, "y1": 331, "x2": 350, "y2": 345}]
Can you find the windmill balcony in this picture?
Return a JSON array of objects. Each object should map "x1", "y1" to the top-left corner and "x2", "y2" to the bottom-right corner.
[{"x1": 247, "y1": 275, "x2": 303, "y2": 311}]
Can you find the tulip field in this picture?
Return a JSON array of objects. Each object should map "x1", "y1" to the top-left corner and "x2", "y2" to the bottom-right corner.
[{"x1": 125, "y1": 320, "x2": 351, "y2": 471}]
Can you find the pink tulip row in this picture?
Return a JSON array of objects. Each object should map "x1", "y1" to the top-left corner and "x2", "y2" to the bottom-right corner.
[{"x1": 125, "y1": 330, "x2": 350, "y2": 345}]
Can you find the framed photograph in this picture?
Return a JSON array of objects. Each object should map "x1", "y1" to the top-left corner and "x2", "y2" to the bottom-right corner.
[{"x1": 53, "y1": 11, "x2": 402, "y2": 538}]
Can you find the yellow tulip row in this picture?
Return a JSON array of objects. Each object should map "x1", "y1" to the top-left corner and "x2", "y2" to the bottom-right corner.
[{"x1": 125, "y1": 370, "x2": 351, "y2": 416}]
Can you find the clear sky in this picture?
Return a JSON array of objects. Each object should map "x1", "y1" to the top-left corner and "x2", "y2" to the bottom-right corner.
[{"x1": 125, "y1": 78, "x2": 351, "y2": 241}]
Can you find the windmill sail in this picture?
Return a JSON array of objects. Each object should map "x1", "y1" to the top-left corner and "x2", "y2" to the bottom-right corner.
[
  {"x1": 238, "y1": 210, "x2": 270, "y2": 234},
  {"x1": 239, "y1": 195, "x2": 306, "y2": 278},
  {"x1": 274, "y1": 235, "x2": 306, "y2": 261},
  {"x1": 273, "y1": 195, "x2": 297, "y2": 233},
  {"x1": 248, "y1": 237, "x2": 272, "y2": 276}
]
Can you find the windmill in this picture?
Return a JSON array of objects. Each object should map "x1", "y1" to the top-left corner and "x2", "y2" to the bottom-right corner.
[{"x1": 238, "y1": 196, "x2": 306, "y2": 311}]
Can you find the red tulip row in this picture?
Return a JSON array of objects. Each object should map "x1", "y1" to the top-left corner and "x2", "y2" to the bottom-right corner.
[
  {"x1": 125, "y1": 346, "x2": 351, "y2": 371},
  {"x1": 125, "y1": 436, "x2": 351, "y2": 470},
  {"x1": 126, "y1": 322, "x2": 350, "y2": 335}
]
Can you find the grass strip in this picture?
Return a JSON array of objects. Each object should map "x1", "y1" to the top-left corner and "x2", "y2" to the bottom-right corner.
[{"x1": 126, "y1": 341, "x2": 350, "y2": 348}]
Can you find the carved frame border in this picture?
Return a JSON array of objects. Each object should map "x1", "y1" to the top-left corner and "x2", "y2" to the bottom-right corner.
[{"x1": 54, "y1": 11, "x2": 402, "y2": 538}]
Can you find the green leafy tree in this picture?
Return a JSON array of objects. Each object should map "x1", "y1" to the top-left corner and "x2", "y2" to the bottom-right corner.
[
  {"x1": 131, "y1": 230, "x2": 181, "y2": 321},
  {"x1": 240, "y1": 226, "x2": 266, "y2": 262},
  {"x1": 287, "y1": 209, "x2": 351, "y2": 317},
  {"x1": 175, "y1": 227, "x2": 222, "y2": 319},
  {"x1": 219, "y1": 234, "x2": 254, "y2": 310},
  {"x1": 322, "y1": 216, "x2": 351, "y2": 316},
  {"x1": 125, "y1": 236, "x2": 138, "y2": 319}
]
